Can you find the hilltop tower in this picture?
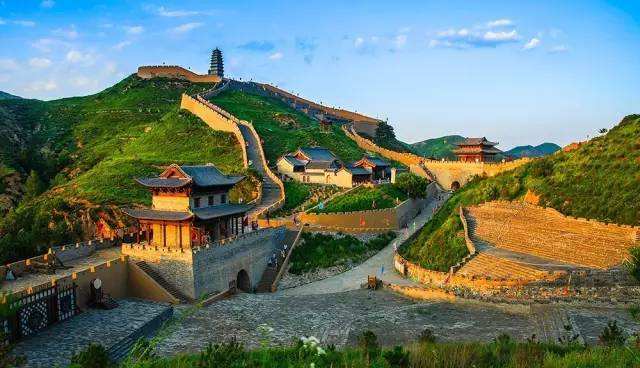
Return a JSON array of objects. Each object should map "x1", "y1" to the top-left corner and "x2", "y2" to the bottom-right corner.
[{"x1": 208, "y1": 48, "x2": 224, "y2": 78}]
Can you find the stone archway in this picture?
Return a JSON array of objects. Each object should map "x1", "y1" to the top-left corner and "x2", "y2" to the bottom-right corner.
[
  {"x1": 451, "y1": 181, "x2": 461, "y2": 191},
  {"x1": 236, "y1": 269, "x2": 251, "y2": 292}
]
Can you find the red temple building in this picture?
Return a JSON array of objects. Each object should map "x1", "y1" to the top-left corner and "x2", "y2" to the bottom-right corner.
[
  {"x1": 453, "y1": 137, "x2": 502, "y2": 162},
  {"x1": 124, "y1": 164, "x2": 252, "y2": 249}
]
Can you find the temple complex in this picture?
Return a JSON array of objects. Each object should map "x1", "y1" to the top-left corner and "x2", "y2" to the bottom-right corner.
[
  {"x1": 453, "y1": 137, "x2": 502, "y2": 162},
  {"x1": 209, "y1": 48, "x2": 224, "y2": 78},
  {"x1": 124, "y1": 164, "x2": 252, "y2": 248}
]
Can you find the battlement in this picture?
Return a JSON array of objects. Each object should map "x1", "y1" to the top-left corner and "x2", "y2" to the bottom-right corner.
[{"x1": 137, "y1": 65, "x2": 222, "y2": 83}]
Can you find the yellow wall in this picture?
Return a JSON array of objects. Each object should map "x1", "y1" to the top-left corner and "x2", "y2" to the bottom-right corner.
[
  {"x1": 152, "y1": 195, "x2": 190, "y2": 211},
  {"x1": 137, "y1": 66, "x2": 222, "y2": 83},
  {"x1": 127, "y1": 261, "x2": 180, "y2": 304},
  {"x1": 151, "y1": 223, "x2": 190, "y2": 248}
]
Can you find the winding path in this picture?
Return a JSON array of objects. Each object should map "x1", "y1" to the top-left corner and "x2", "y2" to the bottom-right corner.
[{"x1": 280, "y1": 193, "x2": 449, "y2": 296}]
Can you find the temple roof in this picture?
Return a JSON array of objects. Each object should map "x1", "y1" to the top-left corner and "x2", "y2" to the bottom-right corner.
[
  {"x1": 455, "y1": 137, "x2": 499, "y2": 147},
  {"x1": 453, "y1": 146, "x2": 503, "y2": 154},
  {"x1": 296, "y1": 147, "x2": 338, "y2": 162},
  {"x1": 282, "y1": 155, "x2": 305, "y2": 167},
  {"x1": 344, "y1": 166, "x2": 372, "y2": 175},
  {"x1": 355, "y1": 155, "x2": 390, "y2": 168},
  {"x1": 135, "y1": 164, "x2": 244, "y2": 189},
  {"x1": 123, "y1": 208, "x2": 193, "y2": 221},
  {"x1": 306, "y1": 160, "x2": 339, "y2": 170},
  {"x1": 192, "y1": 203, "x2": 253, "y2": 220}
]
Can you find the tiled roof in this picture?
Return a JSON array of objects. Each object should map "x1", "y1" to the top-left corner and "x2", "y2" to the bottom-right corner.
[
  {"x1": 135, "y1": 177, "x2": 191, "y2": 188},
  {"x1": 455, "y1": 137, "x2": 499, "y2": 147},
  {"x1": 123, "y1": 208, "x2": 193, "y2": 221},
  {"x1": 180, "y1": 164, "x2": 244, "y2": 187},
  {"x1": 282, "y1": 155, "x2": 305, "y2": 166},
  {"x1": 346, "y1": 166, "x2": 372, "y2": 175},
  {"x1": 361, "y1": 155, "x2": 390, "y2": 167},
  {"x1": 306, "y1": 161, "x2": 338, "y2": 170},
  {"x1": 297, "y1": 147, "x2": 337, "y2": 162},
  {"x1": 193, "y1": 204, "x2": 253, "y2": 220}
]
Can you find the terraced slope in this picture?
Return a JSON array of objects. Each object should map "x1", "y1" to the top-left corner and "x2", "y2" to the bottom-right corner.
[{"x1": 401, "y1": 114, "x2": 640, "y2": 272}]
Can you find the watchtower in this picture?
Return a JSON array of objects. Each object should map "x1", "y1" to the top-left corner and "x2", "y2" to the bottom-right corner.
[{"x1": 208, "y1": 48, "x2": 224, "y2": 78}]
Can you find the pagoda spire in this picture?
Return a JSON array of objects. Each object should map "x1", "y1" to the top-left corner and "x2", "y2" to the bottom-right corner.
[{"x1": 208, "y1": 48, "x2": 224, "y2": 77}]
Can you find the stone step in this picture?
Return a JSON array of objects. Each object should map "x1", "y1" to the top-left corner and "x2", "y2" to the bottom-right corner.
[{"x1": 136, "y1": 261, "x2": 191, "y2": 303}]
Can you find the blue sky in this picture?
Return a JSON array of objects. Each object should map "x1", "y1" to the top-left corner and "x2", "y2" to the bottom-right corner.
[{"x1": 0, "y1": 0, "x2": 638, "y2": 148}]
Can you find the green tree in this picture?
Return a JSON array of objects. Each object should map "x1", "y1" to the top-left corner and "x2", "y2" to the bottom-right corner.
[
  {"x1": 394, "y1": 172, "x2": 429, "y2": 198},
  {"x1": 22, "y1": 170, "x2": 45, "y2": 202}
]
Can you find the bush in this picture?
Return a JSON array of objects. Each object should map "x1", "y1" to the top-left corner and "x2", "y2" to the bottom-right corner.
[
  {"x1": 599, "y1": 320, "x2": 626, "y2": 347},
  {"x1": 382, "y1": 346, "x2": 409, "y2": 368},
  {"x1": 358, "y1": 330, "x2": 380, "y2": 364},
  {"x1": 69, "y1": 343, "x2": 112, "y2": 368},
  {"x1": 394, "y1": 173, "x2": 429, "y2": 199},
  {"x1": 196, "y1": 339, "x2": 246, "y2": 368},
  {"x1": 625, "y1": 247, "x2": 640, "y2": 281},
  {"x1": 418, "y1": 329, "x2": 436, "y2": 344}
]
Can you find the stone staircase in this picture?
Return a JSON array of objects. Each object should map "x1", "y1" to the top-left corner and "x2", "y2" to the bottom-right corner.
[
  {"x1": 531, "y1": 305, "x2": 584, "y2": 345},
  {"x1": 237, "y1": 124, "x2": 284, "y2": 220},
  {"x1": 255, "y1": 229, "x2": 299, "y2": 292},
  {"x1": 135, "y1": 261, "x2": 192, "y2": 303},
  {"x1": 107, "y1": 305, "x2": 173, "y2": 362}
]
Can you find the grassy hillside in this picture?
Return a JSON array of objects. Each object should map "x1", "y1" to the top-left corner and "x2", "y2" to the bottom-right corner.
[
  {"x1": 0, "y1": 76, "x2": 248, "y2": 262},
  {"x1": 505, "y1": 143, "x2": 561, "y2": 158},
  {"x1": 402, "y1": 115, "x2": 640, "y2": 271},
  {"x1": 412, "y1": 135, "x2": 465, "y2": 159},
  {"x1": 209, "y1": 90, "x2": 366, "y2": 163},
  {"x1": 0, "y1": 91, "x2": 21, "y2": 100},
  {"x1": 310, "y1": 184, "x2": 407, "y2": 213}
]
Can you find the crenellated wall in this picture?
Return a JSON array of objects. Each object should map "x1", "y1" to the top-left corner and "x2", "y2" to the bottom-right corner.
[
  {"x1": 180, "y1": 94, "x2": 249, "y2": 167},
  {"x1": 137, "y1": 66, "x2": 222, "y2": 83},
  {"x1": 342, "y1": 124, "x2": 531, "y2": 189}
]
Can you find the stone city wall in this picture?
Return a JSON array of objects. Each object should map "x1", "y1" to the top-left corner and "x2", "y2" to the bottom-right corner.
[
  {"x1": 137, "y1": 65, "x2": 222, "y2": 83},
  {"x1": 191, "y1": 227, "x2": 282, "y2": 296},
  {"x1": 122, "y1": 243, "x2": 196, "y2": 298},
  {"x1": 180, "y1": 93, "x2": 249, "y2": 168},
  {"x1": 342, "y1": 124, "x2": 531, "y2": 189}
]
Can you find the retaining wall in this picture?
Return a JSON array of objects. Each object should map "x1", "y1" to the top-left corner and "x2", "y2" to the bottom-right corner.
[
  {"x1": 137, "y1": 66, "x2": 222, "y2": 83},
  {"x1": 180, "y1": 94, "x2": 249, "y2": 167}
]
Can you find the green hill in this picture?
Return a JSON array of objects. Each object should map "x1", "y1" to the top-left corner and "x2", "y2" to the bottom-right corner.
[
  {"x1": 0, "y1": 91, "x2": 21, "y2": 100},
  {"x1": 402, "y1": 115, "x2": 640, "y2": 271},
  {"x1": 0, "y1": 76, "x2": 248, "y2": 262},
  {"x1": 505, "y1": 142, "x2": 561, "y2": 158},
  {"x1": 209, "y1": 89, "x2": 366, "y2": 163},
  {"x1": 412, "y1": 135, "x2": 465, "y2": 159}
]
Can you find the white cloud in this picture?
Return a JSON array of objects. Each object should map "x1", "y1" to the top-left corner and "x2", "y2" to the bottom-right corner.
[
  {"x1": 268, "y1": 52, "x2": 283, "y2": 60},
  {"x1": 487, "y1": 19, "x2": 513, "y2": 28},
  {"x1": 549, "y1": 45, "x2": 568, "y2": 53},
  {"x1": 354, "y1": 37, "x2": 365, "y2": 48},
  {"x1": 170, "y1": 22, "x2": 203, "y2": 34},
  {"x1": 0, "y1": 59, "x2": 19, "y2": 71},
  {"x1": 28, "y1": 57, "x2": 52, "y2": 68},
  {"x1": 393, "y1": 34, "x2": 407, "y2": 48},
  {"x1": 523, "y1": 37, "x2": 540, "y2": 50},
  {"x1": 71, "y1": 76, "x2": 93, "y2": 87},
  {"x1": 0, "y1": 19, "x2": 5, "y2": 25},
  {"x1": 40, "y1": 0, "x2": 55, "y2": 8},
  {"x1": 13, "y1": 20, "x2": 36, "y2": 27},
  {"x1": 24, "y1": 80, "x2": 57, "y2": 92},
  {"x1": 113, "y1": 41, "x2": 132, "y2": 50},
  {"x1": 66, "y1": 50, "x2": 95, "y2": 65},
  {"x1": 430, "y1": 25, "x2": 520, "y2": 49},
  {"x1": 104, "y1": 62, "x2": 118, "y2": 75},
  {"x1": 53, "y1": 26, "x2": 78, "y2": 39},
  {"x1": 157, "y1": 6, "x2": 200, "y2": 17},
  {"x1": 124, "y1": 25, "x2": 144, "y2": 35}
]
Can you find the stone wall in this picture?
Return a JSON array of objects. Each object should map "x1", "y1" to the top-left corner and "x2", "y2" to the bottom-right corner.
[
  {"x1": 137, "y1": 66, "x2": 222, "y2": 83},
  {"x1": 180, "y1": 93, "x2": 249, "y2": 167},
  {"x1": 121, "y1": 244, "x2": 196, "y2": 298},
  {"x1": 342, "y1": 124, "x2": 531, "y2": 189},
  {"x1": 191, "y1": 228, "x2": 282, "y2": 296}
]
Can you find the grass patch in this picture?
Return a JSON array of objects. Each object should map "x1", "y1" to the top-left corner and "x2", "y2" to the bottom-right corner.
[
  {"x1": 272, "y1": 182, "x2": 342, "y2": 218},
  {"x1": 209, "y1": 90, "x2": 366, "y2": 163},
  {"x1": 311, "y1": 184, "x2": 408, "y2": 214},
  {"x1": 289, "y1": 231, "x2": 396, "y2": 274},
  {"x1": 402, "y1": 114, "x2": 640, "y2": 272}
]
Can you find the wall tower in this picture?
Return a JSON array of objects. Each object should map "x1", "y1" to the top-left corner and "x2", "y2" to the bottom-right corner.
[{"x1": 208, "y1": 48, "x2": 224, "y2": 78}]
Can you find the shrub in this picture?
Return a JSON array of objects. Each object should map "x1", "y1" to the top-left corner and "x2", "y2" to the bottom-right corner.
[
  {"x1": 394, "y1": 173, "x2": 429, "y2": 198},
  {"x1": 196, "y1": 339, "x2": 246, "y2": 368},
  {"x1": 69, "y1": 343, "x2": 112, "y2": 368},
  {"x1": 418, "y1": 329, "x2": 436, "y2": 344},
  {"x1": 599, "y1": 320, "x2": 626, "y2": 347},
  {"x1": 625, "y1": 247, "x2": 640, "y2": 281},
  {"x1": 358, "y1": 330, "x2": 380, "y2": 364},
  {"x1": 382, "y1": 346, "x2": 409, "y2": 368}
]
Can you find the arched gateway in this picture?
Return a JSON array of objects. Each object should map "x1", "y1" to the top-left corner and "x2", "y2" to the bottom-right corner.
[{"x1": 236, "y1": 269, "x2": 251, "y2": 292}]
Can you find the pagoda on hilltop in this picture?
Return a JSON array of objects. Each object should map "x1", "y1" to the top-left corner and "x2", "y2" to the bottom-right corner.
[
  {"x1": 453, "y1": 137, "x2": 502, "y2": 162},
  {"x1": 208, "y1": 48, "x2": 224, "y2": 78}
]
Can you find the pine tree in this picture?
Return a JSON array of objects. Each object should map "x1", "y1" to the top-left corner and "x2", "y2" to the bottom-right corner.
[{"x1": 23, "y1": 170, "x2": 45, "y2": 202}]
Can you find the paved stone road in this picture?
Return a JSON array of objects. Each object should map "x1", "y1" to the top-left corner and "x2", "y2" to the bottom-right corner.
[
  {"x1": 13, "y1": 299, "x2": 171, "y2": 368},
  {"x1": 281, "y1": 194, "x2": 449, "y2": 296}
]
